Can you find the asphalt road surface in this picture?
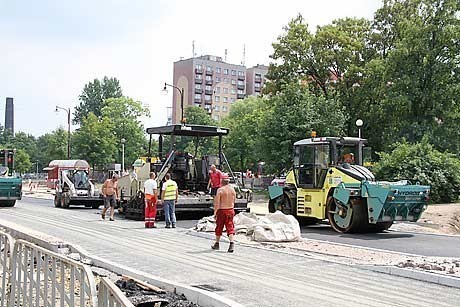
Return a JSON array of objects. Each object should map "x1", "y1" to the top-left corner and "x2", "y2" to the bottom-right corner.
[{"x1": 1, "y1": 197, "x2": 459, "y2": 307}]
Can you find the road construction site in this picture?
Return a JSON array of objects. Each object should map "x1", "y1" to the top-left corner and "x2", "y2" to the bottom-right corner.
[{"x1": 1, "y1": 195, "x2": 459, "y2": 306}]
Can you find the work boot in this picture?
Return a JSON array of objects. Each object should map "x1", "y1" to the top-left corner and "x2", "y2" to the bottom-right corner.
[
  {"x1": 101, "y1": 214, "x2": 105, "y2": 220},
  {"x1": 211, "y1": 242, "x2": 220, "y2": 250},
  {"x1": 228, "y1": 242, "x2": 235, "y2": 253},
  {"x1": 172, "y1": 224, "x2": 176, "y2": 228}
]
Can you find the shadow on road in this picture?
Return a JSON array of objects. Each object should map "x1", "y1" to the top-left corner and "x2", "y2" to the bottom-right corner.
[{"x1": 301, "y1": 224, "x2": 414, "y2": 240}]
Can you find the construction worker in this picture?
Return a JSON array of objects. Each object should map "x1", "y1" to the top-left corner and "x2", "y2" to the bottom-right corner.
[
  {"x1": 101, "y1": 174, "x2": 119, "y2": 221},
  {"x1": 207, "y1": 164, "x2": 223, "y2": 196},
  {"x1": 144, "y1": 172, "x2": 158, "y2": 228},
  {"x1": 211, "y1": 173, "x2": 236, "y2": 253},
  {"x1": 159, "y1": 173, "x2": 178, "y2": 228}
]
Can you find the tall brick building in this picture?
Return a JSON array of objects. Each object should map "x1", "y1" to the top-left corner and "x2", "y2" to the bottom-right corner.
[{"x1": 171, "y1": 55, "x2": 268, "y2": 124}]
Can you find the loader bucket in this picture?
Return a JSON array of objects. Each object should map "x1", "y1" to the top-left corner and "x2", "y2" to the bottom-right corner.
[{"x1": 361, "y1": 181, "x2": 430, "y2": 224}]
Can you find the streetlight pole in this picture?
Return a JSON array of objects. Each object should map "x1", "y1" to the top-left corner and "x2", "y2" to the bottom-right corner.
[
  {"x1": 36, "y1": 160, "x2": 39, "y2": 179},
  {"x1": 163, "y1": 83, "x2": 185, "y2": 124},
  {"x1": 55, "y1": 106, "x2": 71, "y2": 159},
  {"x1": 121, "y1": 138, "x2": 126, "y2": 174},
  {"x1": 355, "y1": 119, "x2": 363, "y2": 139}
]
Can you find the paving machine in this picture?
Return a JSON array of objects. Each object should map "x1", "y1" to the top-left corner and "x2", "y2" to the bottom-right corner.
[
  {"x1": 119, "y1": 124, "x2": 251, "y2": 220},
  {"x1": 268, "y1": 136, "x2": 430, "y2": 233},
  {"x1": 44, "y1": 160, "x2": 103, "y2": 209}
]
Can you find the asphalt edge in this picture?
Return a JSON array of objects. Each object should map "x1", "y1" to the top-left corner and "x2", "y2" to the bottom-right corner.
[
  {"x1": 0, "y1": 223, "x2": 244, "y2": 307},
  {"x1": 187, "y1": 230, "x2": 460, "y2": 289}
]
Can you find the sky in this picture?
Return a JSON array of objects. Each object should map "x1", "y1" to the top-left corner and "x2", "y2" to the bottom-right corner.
[{"x1": 0, "y1": 0, "x2": 382, "y2": 137}]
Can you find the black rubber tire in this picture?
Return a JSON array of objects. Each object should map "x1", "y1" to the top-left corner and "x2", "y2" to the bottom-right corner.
[
  {"x1": 54, "y1": 193, "x2": 62, "y2": 208},
  {"x1": 270, "y1": 193, "x2": 295, "y2": 216},
  {"x1": 326, "y1": 197, "x2": 368, "y2": 233},
  {"x1": 367, "y1": 221, "x2": 394, "y2": 233},
  {"x1": 1, "y1": 200, "x2": 16, "y2": 207},
  {"x1": 61, "y1": 192, "x2": 70, "y2": 208}
]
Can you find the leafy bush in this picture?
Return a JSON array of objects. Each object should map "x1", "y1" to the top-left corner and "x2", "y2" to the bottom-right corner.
[{"x1": 373, "y1": 138, "x2": 460, "y2": 203}]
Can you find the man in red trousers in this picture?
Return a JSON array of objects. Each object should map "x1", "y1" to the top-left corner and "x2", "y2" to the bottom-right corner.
[{"x1": 144, "y1": 172, "x2": 158, "y2": 228}]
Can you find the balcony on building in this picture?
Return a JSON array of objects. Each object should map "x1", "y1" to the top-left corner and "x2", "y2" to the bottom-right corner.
[
  {"x1": 205, "y1": 89, "x2": 213, "y2": 95},
  {"x1": 255, "y1": 87, "x2": 261, "y2": 92},
  {"x1": 204, "y1": 100, "x2": 213, "y2": 105},
  {"x1": 195, "y1": 88, "x2": 203, "y2": 94},
  {"x1": 255, "y1": 76, "x2": 262, "y2": 82},
  {"x1": 195, "y1": 78, "x2": 203, "y2": 84},
  {"x1": 205, "y1": 79, "x2": 213, "y2": 85},
  {"x1": 205, "y1": 69, "x2": 213, "y2": 75},
  {"x1": 194, "y1": 97, "x2": 202, "y2": 104},
  {"x1": 238, "y1": 75, "x2": 245, "y2": 81},
  {"x1": 237, "y1": 94, "x2": 245, "y2": 99},
  {"x1": 237, "y1": 84, "x2": 245, "y2": 90},
  {"x1": 195, "y1": 68, "x2": 203, "y2": 74}
]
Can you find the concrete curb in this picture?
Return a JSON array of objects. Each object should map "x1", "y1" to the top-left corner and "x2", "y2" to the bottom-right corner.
[
  {"x1": 0, "y1": 223, "x2": 244, "y2": 307},
  {"x1": 187, "y1": 230, "x2": 460, "y2": 289}
]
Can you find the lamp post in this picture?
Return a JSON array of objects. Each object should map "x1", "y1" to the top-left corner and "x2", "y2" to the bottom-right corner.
[
  {"x1": 35, "y1": 160, "x2": 39, "y2": 179},
  {"x1": 55, "y1": 106, "x2": 71, "y2": 159},
  {"x1": 163, "y1": 83, "x2": 185, "y2": 124},
  {"x1": 121, "y1": 138, "x2": 126, "y2": 174},
  {"x1": 355, "y1": 119, "x2": 363, "y2": 139}
]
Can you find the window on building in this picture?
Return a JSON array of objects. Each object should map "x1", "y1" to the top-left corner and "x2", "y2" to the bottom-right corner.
[
  {"x1": 196, "y1": 64, "x2": 202, "y2": 70},
  {"x1": 231, "y1": 88, "x2": 236, "y2": 94},
  {"x1": 216, "y1": 67, "x2": 221, "y2": 73},
  {"x1": 238, "y1": 80, "x2": 244, "y2": 85},
  {"x1": 238, "y1": 89, "x2": 244, "y2": 94},
  {"x1": 230, "y1": 98, "x2": 235, "y2": 103},
  {"x1": 223, "y1": 68, "x2": 229, "y2": 75},
  {"x1": 223, "y1": 78, "x2": 228, "y2": 83},
  {"x1": 196, "y1": 74, "x2": 202, "y2": 79},
  {"x1": 205, "y1": 95, "x2": 212, "y2": 101},
  {"x1": 213, "y1": 115, "x2": 220, "y2": 121},
  {"x1": 205, "y1": 75, "x2": 212, "y2": 81},
  {"x1": 231, "y1": 79, "x2": 236, "y2": 85},
  {"x1": 222, "y1": 106, "x2": 228, "y2": 112},
  {"x1": 216, "y1": 87, "x2": 221, "y2": 93},
  {"x1": 223, "y1": 88, "x2": 228, "y2": 94},
  {"x1": 238, "y1": 71, "x2": 244, "y2": 76},
  {"x1": 231, "y1": 70, "x2": 236, "y2": 76},
  {"x1": 215, "y1": 96, "x2": 220, "y2": 102},
  {"x1": 223, "y1": 97, "x2": 228, "y2": 103},
  {"x1": 195, "y1": 84, "x2": 202, "y2": 89},
  {"x1": 194, "y1": 103, "x2": 201, "y2": 107},
  {"x1": 195, "y1": 94, "x2": 201, "y2": 100},
  {"x1": 206, "y1": 66, "x2": 212, "y2": 72},
  {"x1": 214, "y1": 105, "x2": 220, "y2": 111},
  {"x1": 254, "y1": 82, "x2": 261, "y2": 88},
  {"x1": 205, "y1": 85, "x2": 212, "y2": 91},
  {"x1": 216, "y1": 76, "x2": 220, "y2": 83}
]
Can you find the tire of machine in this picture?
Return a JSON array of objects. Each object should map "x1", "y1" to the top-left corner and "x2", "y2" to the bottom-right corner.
[
  {"x1": 367, "y1": 221, "x2": 394, "y2": 232},
  {"x1": 269, "y1": 193, "x2": 296, "y2": 216},
  {"x1": 326, "y1": 196, "x2": 368, "y2": 233},
  {"x1": 1, "y1": 200, "x2": 16, "y2": 207},
  {"x1": 54, "y1": 193, "x2": 62, "y2": 208},
  {"x1": 61, "y1": 192, "x2": 70, "y2": 208}
]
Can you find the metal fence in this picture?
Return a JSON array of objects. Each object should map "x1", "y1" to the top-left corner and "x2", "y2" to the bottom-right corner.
[
  {"x1": 8, "y1": 239, "x2": 98, "y2": 307},
  {"x1": 0, "y1": 231, "x2": 14, "y2": 307},
  {"x1": 98, "y1": 277, "x2": 134, "y2": 307}
]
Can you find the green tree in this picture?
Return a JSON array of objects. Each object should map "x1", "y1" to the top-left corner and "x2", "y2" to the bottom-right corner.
[
  {"x1": 101, "y1": 97, "x2": 150, "y2": 167},
  {"x1": 222, "y1": 96, "x2": 266, "y2": 172},
  {"x1": 36, "y1": 128, "x2": 69, "y2": 169},
  {"x1": 14, "y1": 149, "x2": 32, "y2": 174},
  {"x1": 374, "y1": 138, "x2": 460, "y2": 203},
  {"x1": 260, "y1": 83, "x2": 347, "y2": 172},
  {"x1": 73, "y1": 76, "x2": 123, "y2": 124},
  {"x1": 72, "y1": 113, "x2": 117, "y2": 169},
  {"x1": 8, "y1": 132, "x2": 38, "y2": 162}
]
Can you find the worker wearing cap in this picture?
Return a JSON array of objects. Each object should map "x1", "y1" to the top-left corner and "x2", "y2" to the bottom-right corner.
[
  {"x1": 207, "y1": 164, "x2": 223, "y2": 196},
  {"x1": 211, "y1": 173, "x2": 236, "y2": 253},
  {"x1": 143, "y1": 172, "x2": 158, "y2": 228}
]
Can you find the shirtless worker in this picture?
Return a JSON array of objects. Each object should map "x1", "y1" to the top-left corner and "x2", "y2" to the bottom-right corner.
[
  {"x1": 211, "y1": 173, "x2": 236, "y2": 253},
  {"x1": 101, "y1": 174, "x2": 119, "y2": 221},
  {"x1": 207, "y1": 164, "x2": 223, "y2": 196}
]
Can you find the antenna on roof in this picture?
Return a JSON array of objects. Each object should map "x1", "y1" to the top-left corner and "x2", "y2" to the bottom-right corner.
[
  {"x1": 224, "y1": 49, "x2": 228, "y2": 62},
  {"x1": 241, "y1": 44, "x2": 246, "y2": 66},
  {"x1": 192, "y1": 40, "x2": 195, "y2": 58}
]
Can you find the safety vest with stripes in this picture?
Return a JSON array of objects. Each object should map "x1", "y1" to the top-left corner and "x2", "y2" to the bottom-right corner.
[{"x1": 163, "y1": 180, "x2": 178, "y2": 200}]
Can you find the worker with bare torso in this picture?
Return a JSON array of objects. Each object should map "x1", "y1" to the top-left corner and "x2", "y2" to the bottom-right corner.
[
  {"x1": 211, "y1": 173, "x2": 236, "y2": 253},
  {"x1": 101, "y1": 174, "x2": 119, "y2": 221}
]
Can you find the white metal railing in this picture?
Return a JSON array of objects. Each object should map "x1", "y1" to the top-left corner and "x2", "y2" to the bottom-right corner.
[
  {"x1": 0, "y1": 231, "x2": 14, "y2": 306},
  {"x1": 98, "y1": 277, "x2": 135, "y2": 307},
  {"x1": 8, "y1": 239, "x2": 98, "y2": 307}
]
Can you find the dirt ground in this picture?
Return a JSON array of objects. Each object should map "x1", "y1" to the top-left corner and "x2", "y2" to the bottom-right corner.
[{"x1": 391, "y1": 203, "x2": 460, "y2": 235}]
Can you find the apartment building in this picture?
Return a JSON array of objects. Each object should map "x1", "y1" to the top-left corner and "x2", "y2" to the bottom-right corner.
[
  {"x1": 246, "y1": 64, "x2": 268, "y2": 96},
  {"x1": 172, "y1": 55, "x2": 247, "y2": 123}
]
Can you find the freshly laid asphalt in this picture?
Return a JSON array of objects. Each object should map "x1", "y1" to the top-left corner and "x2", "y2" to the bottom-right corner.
[{"x1": 1, "y1": 197, "x2": 459, "y2": 307}]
